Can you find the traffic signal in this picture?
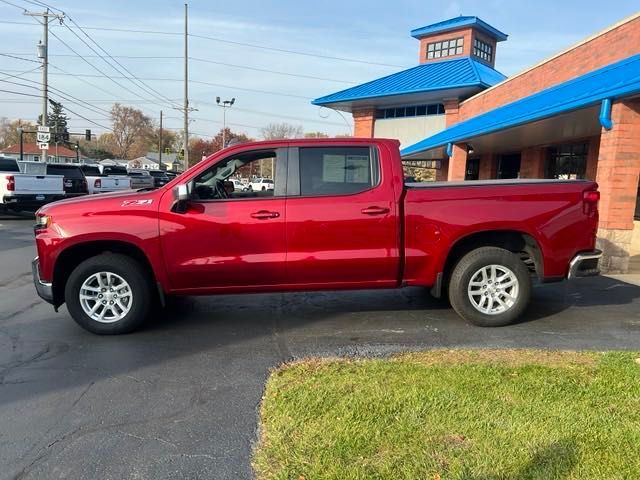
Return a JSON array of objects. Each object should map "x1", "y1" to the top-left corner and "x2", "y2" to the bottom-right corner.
[
  {"x1": 85, "y1": 129, "x2": 91, "y2": 141},
  {"x1": 63, "y1": 130, "x2": 70, "y2": 142}
]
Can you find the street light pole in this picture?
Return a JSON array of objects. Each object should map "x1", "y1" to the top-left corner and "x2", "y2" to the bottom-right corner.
[
  {"x1": 182, "y1": 2, "x2": 189, "y2": 170},
  {"x1": 216, "y1": 96, "x2": 235, "y2": 148}
]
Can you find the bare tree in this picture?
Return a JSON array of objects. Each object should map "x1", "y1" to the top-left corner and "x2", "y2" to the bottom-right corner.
[
  {"x1": 261, "y1": 122, "x2": 303, "y2": 140},
  {"x1": 0, "y1": 118, "x2": 37, "y2": 147},
  {"x1": 110, "y1": 104, "x2": 153, "y2": 159}
]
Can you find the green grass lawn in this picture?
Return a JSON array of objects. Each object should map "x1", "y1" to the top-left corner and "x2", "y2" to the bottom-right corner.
[{"x1": 254, "y1": 350, "x2": 640, "y2": 480}]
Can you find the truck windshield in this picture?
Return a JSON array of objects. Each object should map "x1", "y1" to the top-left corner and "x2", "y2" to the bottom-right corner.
[{"x1": 0, "y1": 158, "x2": 20, "y2": 172}]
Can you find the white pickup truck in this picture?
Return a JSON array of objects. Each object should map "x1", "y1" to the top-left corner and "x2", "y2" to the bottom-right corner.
[
  {"x1": 0, "y1": 157, "x2": 65, "y2": 213},
  {"x1": 80, "y1": 165, "x2": 131, "y2": 194}
]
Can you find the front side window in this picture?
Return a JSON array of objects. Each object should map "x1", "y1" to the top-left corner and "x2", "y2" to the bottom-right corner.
[
  {"x1": 191, "y1": 150, "x2": 279, "y2": 201},
  {"x1": 427, "y1": 37, "x2": 463, "y2": 59},
  {"x1": 299, "y1": 146, "x2": 378, "y2": 196}
]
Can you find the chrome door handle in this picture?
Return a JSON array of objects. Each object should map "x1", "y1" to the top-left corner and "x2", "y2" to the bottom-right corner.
[
  {"x1": 251, "y1": 210, "x2": 280, "y2": 219},
  {"x1": 361, "y1": 206, "x2": 390, "y2": 215}
]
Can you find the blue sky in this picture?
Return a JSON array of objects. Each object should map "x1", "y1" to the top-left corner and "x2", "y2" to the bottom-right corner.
[{"x1": 0, "y1": 0, "x2": 638, "y2": 142}]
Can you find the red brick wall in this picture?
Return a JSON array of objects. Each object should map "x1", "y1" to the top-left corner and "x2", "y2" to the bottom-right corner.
[
  {"x1": 353, "y1": 108, "x2": 376, "y2": 138},
  {"x1": 418, "y1": 27, "x2": 473, "y2": 64},
  {"x1": 443, "y1": 98, "x2": 460, "y2": 127},
  {"x1": 459, "y1": 15, "x2": 640, "y2": 120},
  {"x1": 596, "y1": 99, "x2": 640, "y2": 230}
]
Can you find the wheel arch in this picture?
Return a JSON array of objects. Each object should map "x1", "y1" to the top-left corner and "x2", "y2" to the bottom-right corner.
[
  {"x1": 52, "y1": 240, "x2": 159, "y2": 308},
  {"x1": 435, "y1": 229, "x2": 544, "y2": 298}
]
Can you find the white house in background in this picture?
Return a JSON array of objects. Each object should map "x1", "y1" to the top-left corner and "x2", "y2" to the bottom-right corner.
[{"x1": 129, "y1": 152, "x2": 181, "y2": 171}]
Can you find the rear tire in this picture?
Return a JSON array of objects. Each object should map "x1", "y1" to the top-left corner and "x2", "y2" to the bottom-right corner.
[
  {"x1": 65, "y1": 253, "x2": 152, "y2": 334},
  {"x1": 448, "y1": 247, "x2": 531, "y2": 327}
]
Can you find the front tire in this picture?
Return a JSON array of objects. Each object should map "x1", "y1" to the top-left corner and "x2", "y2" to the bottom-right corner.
[
  {"x1": 65, "y1": 253, "x2": 153, "y2": 334},
  {"x1": 448, "y1": 247, "x2": 531, "y2": 327}
]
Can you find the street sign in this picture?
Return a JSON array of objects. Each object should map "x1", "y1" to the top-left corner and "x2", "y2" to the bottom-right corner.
[
  {"x1": 37, "y1": 125, "x2": 50, "y2": 133},
  {"x1": 37, "y1": 142, "x2": 49, "y2": 150},
  {"x1": 36, "y1": 132, "x2": 51, "y2": 143}
]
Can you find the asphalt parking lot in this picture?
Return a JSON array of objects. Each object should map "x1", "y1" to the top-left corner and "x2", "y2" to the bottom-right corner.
[{"x1": 1, "y1": 215, "x2": 640, "y2": 479}]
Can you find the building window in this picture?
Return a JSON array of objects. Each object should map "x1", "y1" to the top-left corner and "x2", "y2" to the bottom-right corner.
[
  {"x1": 545, "y1": 144, "x2": 587, "y2": 180},
  {"x1": 473, "y1": 38, "x2": 493, "y2": 63},
  {"x1": 427, "y1": 37, "x2": 463, "y2": 60},
  {"x1": 375, "y1": 103, "x2": 444, "y2": 119}
]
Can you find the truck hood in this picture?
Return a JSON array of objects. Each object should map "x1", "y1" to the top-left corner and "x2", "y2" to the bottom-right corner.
[{"x1": 38, "y1": 188, "x2": 162, "y2": 214}]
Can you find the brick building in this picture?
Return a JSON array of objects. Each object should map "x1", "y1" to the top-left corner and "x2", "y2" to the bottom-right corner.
[
  {"x1": 314, "y1": 14, "x2": 640, "y2": 273},
  {"x1": 0, "y1": 143, "x2": 80, "y2": 163}
]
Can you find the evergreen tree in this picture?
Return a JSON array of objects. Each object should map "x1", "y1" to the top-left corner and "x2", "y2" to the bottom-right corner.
[{"x1": 38, "y1": 100, "x2": 70, "y2": 144}]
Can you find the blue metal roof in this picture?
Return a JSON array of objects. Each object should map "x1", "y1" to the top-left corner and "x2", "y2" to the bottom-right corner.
[
  {"x1": 400, "y1": 54, "x2": 640, "y2": 158},
  {"x1": 312, "y1": 58, "x2": 506, "y2": 107},
  {"x1": 410, "y1": 16, "x2": 508, "y2": 41}
]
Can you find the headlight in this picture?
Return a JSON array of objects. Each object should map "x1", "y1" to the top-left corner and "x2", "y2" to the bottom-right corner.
[{"x1": 34, "y1": 214, "x2": 51, "y2": 230}]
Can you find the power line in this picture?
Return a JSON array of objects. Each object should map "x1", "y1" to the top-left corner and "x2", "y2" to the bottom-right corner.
[
  {"x1": 47, "y1": 27, "x2": 173, "y2": 108},
  {"x1": 189, "y1": 57, "x2": 356, "y2": 84},
  {"x1": 0, "y1": 18, "x2": 405, "y2": 68},
  {"x1": 61, "y1": 16, "x2": 181, "y2": 109},
  {"x1": 0, "y1": 88, "x2": 41, "y2": 97}
]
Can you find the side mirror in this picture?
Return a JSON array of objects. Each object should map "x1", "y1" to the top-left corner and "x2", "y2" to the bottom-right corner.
[
  {"x1": 172, "y1": 183, "x2": 190, "y2": 213},
  {"x1": 175, "y1": 183, "x2": 189, "y2": 202}
]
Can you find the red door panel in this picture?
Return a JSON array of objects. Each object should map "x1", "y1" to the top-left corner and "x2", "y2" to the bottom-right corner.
[{"x1": 159, "y1": 199, "x2": 286, "y2": 291}]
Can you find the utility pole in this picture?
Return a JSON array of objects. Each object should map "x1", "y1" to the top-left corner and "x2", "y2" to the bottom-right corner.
[
  {"x1": 24, "y1": 8, "x2": 64, "y2": 163},
  {"x1": 216, "y1": 97, "x2": 235, "y2": 148},
  {"x1": 182, "y1": 2, "x2": 189, "y2": 171},
  {"x1": 159, "y1": 110, "x2": 163, "y2": 170}
]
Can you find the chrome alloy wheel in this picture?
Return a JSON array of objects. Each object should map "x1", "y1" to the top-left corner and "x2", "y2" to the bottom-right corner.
[
  {"x1": 79, "y1": 272, "x2": 133, "y2": 323},
  {"x1": 467, "y1": 264, "x2": 519, "y2": 315}
]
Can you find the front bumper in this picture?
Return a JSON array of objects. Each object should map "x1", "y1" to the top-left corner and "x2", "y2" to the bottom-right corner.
[
  {"x1": 3, "y1": 194, "x2": 66, "y2": 212},
  {"x1": 32, "y1": 257, "x2": 54, "y2": 304},
  {"x1": 568, "y1": 249, "x2": 602, "y2": 279}
]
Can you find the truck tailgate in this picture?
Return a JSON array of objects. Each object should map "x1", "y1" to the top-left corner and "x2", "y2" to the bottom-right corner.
[{"x1": 14, "y1": 174, "x2": 64, "y2": 195}]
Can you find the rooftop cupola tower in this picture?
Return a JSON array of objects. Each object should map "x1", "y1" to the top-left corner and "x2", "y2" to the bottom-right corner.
[{"x1": 411, "y1": 16, "x2": 508, "y2": 68}]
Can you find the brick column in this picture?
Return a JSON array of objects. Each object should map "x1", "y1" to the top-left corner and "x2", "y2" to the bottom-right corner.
[
  {"x1": 595, "y1": 99, "x2": 640, "y2": 273},
  {"x1": 585, "y1": 136, "x2": 600, "y2": 181},
  {"x1": 478, "y1": 153, "x2": 497, "y2": 179},
  {"x1": 520, "y1": 147, "x2": 546, "y2": 178},
  {"x1": 352, "y1": 108, "x2": 376, "y2": 138},
  {"x1": 436, "y1": 158, "x2": 448, "y2": 182},
  {"x1": 448, "y1": 143, "x2": 468, "y2": 181},
  {"x1": 443, "y1": 98, "x2": 460, "y2": 127}
]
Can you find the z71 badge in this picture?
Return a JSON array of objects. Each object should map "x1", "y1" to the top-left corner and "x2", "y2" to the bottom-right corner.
[{"x1": 121, "y1": 199, "x2": 153, "y2": 207}]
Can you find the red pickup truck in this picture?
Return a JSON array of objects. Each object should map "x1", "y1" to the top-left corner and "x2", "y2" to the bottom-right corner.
[{"x1": 32, "y1": 138, "x2": 602, "y2": 334}]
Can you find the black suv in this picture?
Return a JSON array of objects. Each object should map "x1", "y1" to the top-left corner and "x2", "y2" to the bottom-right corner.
[
  {"x1": 46, "y1": 164, "x2": 88, "y2": 198},
  {"x1": 148, "y1": 170, "x2": 171, "y2": 187}
]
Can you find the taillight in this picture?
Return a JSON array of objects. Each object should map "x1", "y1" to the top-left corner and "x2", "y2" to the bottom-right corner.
[
  {"x1": 6, "y1": 175, "x2": 15, "y2": 191},
  {"x1": 82, "y1": 179, "x2": 88, "y2": 191},
  {"x1": 583, "y1": 189, "x2": 600, "y2": 215},
  {"x1": 94, "y1": 178, "x2": 101, "y2": 188},
  {"x1": 583, "y1": 190, "x2": 600, "y2": 204}
]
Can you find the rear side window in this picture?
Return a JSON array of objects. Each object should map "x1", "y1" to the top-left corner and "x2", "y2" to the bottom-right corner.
[
  {"x1": 104, "y1": 166, "x2": 128, "y2": 175},
  {"x1": 47, "y1": 165, "x2": 84, "y2": 178},
  {"x1": 81, "y1": 166, "x2": 101, "y2": 176},
  {"x1": 0, "y1": 158, "x2": 19, "y2": 172},
  {"x1": 298, "y1": 146, "x2": 377, "y2": 196}
]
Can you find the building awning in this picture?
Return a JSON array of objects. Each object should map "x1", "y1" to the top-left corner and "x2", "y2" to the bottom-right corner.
[
  {"x1": 401, "y1": 54, "x2": 640, "y2": 159},
  {"x1": 312, "y1": 58, "x2": 506, "y2": 113}
]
